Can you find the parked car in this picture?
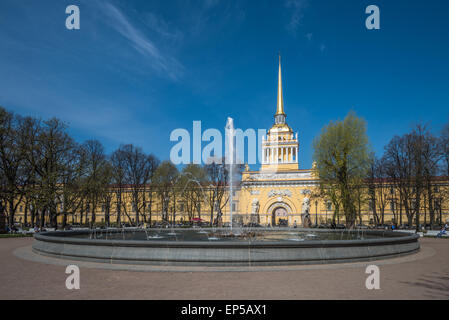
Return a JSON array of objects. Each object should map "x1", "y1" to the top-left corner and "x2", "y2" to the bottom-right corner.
[{"x1": 245, "y1": 223, "x2": 262, "y2": 228}]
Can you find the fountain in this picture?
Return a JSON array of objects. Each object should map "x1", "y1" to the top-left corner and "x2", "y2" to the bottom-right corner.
[
  {"x1": 225, "y1": 117, "x2": 234, "y2": 231},
  {"x1": 33, "y1": 227, "x2": 420, "y2": 266},
  {"x1": 31, "y1": 118, "x2": 420, "y2": 266}
]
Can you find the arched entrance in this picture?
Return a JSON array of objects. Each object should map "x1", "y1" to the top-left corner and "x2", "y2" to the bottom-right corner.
[
  {"x1": 272, "y1": 207, "x2": 288, "y2": 226},
  {"x1": 265, "y1": 200, "x2": 296, "y2": 227}
]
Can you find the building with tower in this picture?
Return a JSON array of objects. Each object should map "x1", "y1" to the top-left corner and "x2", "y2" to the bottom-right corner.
[{"x1": 236, "y1": 56, "x2": 320, "y2": 227}]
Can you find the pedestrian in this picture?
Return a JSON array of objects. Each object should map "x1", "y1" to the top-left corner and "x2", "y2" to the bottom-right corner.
[{"x1": 437, "y1": 227, "x2": 447, "y2": 238}]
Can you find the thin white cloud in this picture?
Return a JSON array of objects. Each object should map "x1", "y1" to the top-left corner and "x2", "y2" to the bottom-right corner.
[
  {"x1": 320, "y1": 43, "x2": 326, "y2": 52},
  {"x1": 143, "y1": 12, "x2": 182, "y2": 41},
  {"x1": 285, "y1": 0, "x2": 308, "y2": 34},
  {"x1": 204, "y1": 0, "x2": 220, "y2": 8},
  {"x1": 99, "y1": 2, "x2": 183, "y2": 81}
]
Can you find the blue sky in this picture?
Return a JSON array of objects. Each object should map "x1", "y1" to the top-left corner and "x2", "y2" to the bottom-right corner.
[{"x1": 1, "y1": 0, "x2": 448, "y2": 169}]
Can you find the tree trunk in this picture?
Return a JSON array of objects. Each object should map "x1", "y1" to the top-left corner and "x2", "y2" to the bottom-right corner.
[
  {"x1": 62, "y1": 212, "x2": 68, "y2": 229},
  {"x1": 8, "y1": 199, "x2": 15, "y2": 229},
  {"x1": 105, "y1": 206, "x2": 110, "y2": 226},
  {"x1": 148, "y1": 196, "x2": 152, "y2": 227},
  {"x1": 24, "y1": 202, "x2": 28, "y2": 226},
  {"x1": 407, "y1": 214, "x2": 413, "y2": 228},
  {"x1": 0, "y1": 203, "x2": 6, "y2": 233},
  {"x1": 40, "y1": 207, "x2": 46, "y2": 229},
  {"x1": 117, "y1": 198, "x2": 121, "y2": 226},
  {"x1": 210, "y1": 206, "x2": 214, "y2": 227},
  {"x1": 91, "y1": 201, "x2": 96, "y2": 224},
  {"x1": 31, "y1": 208, "x2": 35, "y2": 228}
]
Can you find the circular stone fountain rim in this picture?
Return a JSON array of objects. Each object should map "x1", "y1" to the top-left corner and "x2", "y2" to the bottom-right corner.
[{"x1": 34, "y1": 228, "x2": 420, "y2": 248}]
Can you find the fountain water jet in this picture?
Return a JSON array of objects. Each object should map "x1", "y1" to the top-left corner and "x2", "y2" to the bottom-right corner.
[{"x1": 225, "y1": 117, "x2": 235, "y2": 231}]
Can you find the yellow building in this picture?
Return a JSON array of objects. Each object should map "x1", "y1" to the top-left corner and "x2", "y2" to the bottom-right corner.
[
  {"x1": 9, "y1": 58, "x2": 449, "y2": 229},
  {"x1": 237, "y1": 56, "x2": 321, "y2": 226},
  {"x1": 233, "y1": 57, "x2": 448, "y2": 227}
]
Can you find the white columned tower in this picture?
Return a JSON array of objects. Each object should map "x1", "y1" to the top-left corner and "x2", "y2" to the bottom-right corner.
[{"x1": 261, "y1": 55, "x2": 299, "y2": 172}]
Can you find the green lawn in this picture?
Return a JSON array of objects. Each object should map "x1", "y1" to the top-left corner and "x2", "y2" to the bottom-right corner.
[{"x1": 0, "y1": 233, "x2": 34, "y2": 238}]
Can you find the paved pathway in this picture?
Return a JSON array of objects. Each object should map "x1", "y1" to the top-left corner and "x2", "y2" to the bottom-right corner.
[{"x1": 1, "y1": 237, "x2": 448, "y2": 299}]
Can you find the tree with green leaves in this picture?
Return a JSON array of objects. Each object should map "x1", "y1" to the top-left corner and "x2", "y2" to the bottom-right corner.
[{"x1": 313, "y1": 112, "x2": 371, "y2": 228}]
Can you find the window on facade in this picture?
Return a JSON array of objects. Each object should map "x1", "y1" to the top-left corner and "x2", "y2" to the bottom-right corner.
[
  {"x1": 390, "y1": 201, "x2": 395, "y2": 211},
  {"x1": 434, "y1": 186, "x2": 440, "y2": 193},
  {"x1": 232, "y1": 202, "x2": 236, "y2": 212},
  {"x1": 101, "y1": 205, "x2": 105, "y2": 213},
  {"x1": 390, "y1": 187, "x2": 394, "y2": 195},
  {"x1": 20, "y1": 206, "x2": 23, "y2": 212},
  {"x1": 326, "y1": 201, "x2": 332, "y2": 211}
]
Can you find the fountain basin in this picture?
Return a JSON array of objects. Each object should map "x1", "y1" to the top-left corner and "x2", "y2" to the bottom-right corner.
[{"x1": 32, "y1": 228, "x2": 420, "y2": 266}]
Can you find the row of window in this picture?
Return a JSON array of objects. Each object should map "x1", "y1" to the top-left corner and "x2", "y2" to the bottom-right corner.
[
  {"x1": 368, "y1": 199, "x2": 442, "y2": 211},
  {"x1": 386, "y1": 186, "x2": 440, "y2": 195}
]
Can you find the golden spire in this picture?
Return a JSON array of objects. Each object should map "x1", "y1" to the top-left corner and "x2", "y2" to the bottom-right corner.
[{"x1": 276, "y1": 53, "x2": 285, "y2": 116}]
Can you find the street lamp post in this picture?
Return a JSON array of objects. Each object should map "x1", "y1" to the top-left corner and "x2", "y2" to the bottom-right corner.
[{"x1": 315, "y1": 200, "x2": 318, "y2": 227}]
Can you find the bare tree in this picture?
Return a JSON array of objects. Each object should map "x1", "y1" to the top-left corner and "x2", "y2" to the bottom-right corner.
[
  {"x1": 441, "y1": 123, "x2": 449, "y2": 176},
  {"x1": 0, "y1": 108, "x2": 37, "y2": 229},
  {"x1": 58, "y1": 143, "x2": 85, "y2": 228},
  {"x1": 420, "y1": 129, "x2": 442, "y2": 227},
  {"x1": 110, "y1": 148, "x2": 127, "y2": 226},
  {"x1": 153, "y1": 161, "x2": 179, "y2": 223},
  {"x1": 438, "y1": 123, "x2": 449, "y2": 225},
  {"x1": 99, "y1": 160, "x2": 114, "y2": 226},
  {"x1": 383, "y1": 125, "x2": 442, "y2": 230},
  {"x1": 205, "y1": 159, "x2": 228, "y2": 226},
  {"x1": 25, "y1": 118, "x2": 77, "y2": 229},
  {"x1": 369, "y1": 156, "x2": 392, "y2": 226},
  {"x1": 384, "y1": 134, "x2": 416, "y2": 228},
  {"x1": 180, "y1": 164, "x2": 207, "y2": 222},
  {"x1": 120, "y1": 144, "x2": 157, "y2": 226},
  {"x1": 80, "y1": 140, "x2": 109, "y2": 225},
  {"x1": 145, "y1": 154, "x2": 159, "y2": 227}
]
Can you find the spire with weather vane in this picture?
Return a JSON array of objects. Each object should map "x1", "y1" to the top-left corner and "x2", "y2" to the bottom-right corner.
[{"x1": 275, "y1": 53, "x2": 286, "y2": 125}]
